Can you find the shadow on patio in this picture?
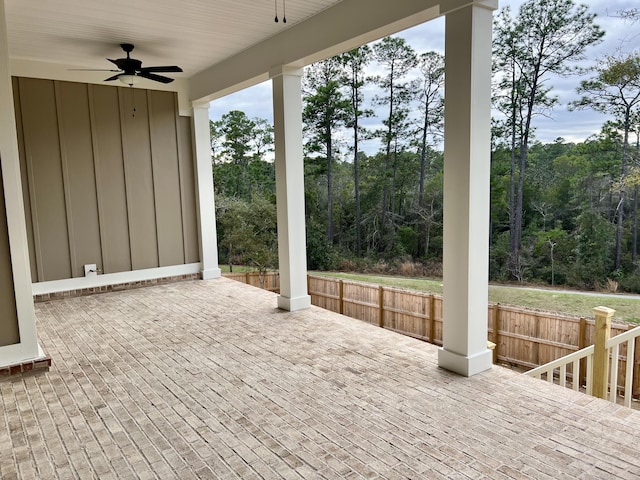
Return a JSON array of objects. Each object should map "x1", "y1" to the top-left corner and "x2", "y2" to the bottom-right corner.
[{"x1": 2, "y1": 277, "x2": 640, "y2": 479}]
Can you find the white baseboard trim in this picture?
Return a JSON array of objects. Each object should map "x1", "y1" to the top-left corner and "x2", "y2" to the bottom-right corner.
[
  {"x1": 0, "y1": 342, "x2": 49, "y2": 371},
  {"x1": 32, "y1": 263, "x2": 202, "y2": 295}
]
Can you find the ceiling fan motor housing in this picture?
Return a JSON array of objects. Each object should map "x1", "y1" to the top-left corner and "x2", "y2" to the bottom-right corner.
[{"x1": 103, "y1": 43, "x2": 182, "y2": 84}]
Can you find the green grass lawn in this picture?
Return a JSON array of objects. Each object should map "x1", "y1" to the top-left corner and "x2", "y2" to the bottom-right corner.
[{"x1": 309, "y1": 271, "x2": 640, "y2": 325}]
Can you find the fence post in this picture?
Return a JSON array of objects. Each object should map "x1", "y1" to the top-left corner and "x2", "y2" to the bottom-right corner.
[
  {"x1": 428, "y1": 294, "x2": 436, "y2": 344},
  {"x1": 492, "y1": 304, "x2": 500, "y2": 364},
  {"x1": 378, "y1": 286, "x2": 384, "y2": 328},
  {"x1": 533, "y1": 314, "x2": 541, "y2": 365},
  {"x1": 578, "y1": 317, "x2": 587, "y2": 388},
  {"x1": 339, "y1": 280, "x2": 344, "y2": 315},
  {"x1": 421, "y1": 295, "x2": 427, "y2": 339},
  {"x1": 592, "y1": 306, "x2": 615, "y2": 400}
]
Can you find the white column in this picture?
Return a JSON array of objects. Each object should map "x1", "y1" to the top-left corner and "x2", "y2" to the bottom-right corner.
[
  {"x1": 271, "y1": 66, "x2": 311, "y2": 312},
  {"x1": 192, "y1": 103, "x2": 221, "y2": 280},
  {"x1": 438, "y1": 3, "x2": 494, "y2": 377},
  {"x1": 0, "y1": 0, "x2": 40, "y2": 366}
]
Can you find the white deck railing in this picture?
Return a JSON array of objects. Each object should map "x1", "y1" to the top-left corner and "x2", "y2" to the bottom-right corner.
[{"x1": 526, "y1": 308, "x2": 640, "y2": 408}]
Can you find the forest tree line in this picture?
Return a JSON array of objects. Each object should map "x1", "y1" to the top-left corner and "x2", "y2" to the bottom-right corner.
[{"x1": 211, "y1": 0, "x2": 640, "y2": 293}]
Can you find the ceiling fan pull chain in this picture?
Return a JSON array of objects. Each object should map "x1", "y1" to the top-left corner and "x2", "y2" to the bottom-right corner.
[{"x1": 274, "y1": 0, "x2": 286, "y2": 23}]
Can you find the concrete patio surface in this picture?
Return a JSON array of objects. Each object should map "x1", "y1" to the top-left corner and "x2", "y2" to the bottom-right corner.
[{"x1": 2, "y1": 277, "x2": 640, "y2": 479}]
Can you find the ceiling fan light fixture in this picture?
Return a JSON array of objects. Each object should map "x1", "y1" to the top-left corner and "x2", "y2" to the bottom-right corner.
[{"x1": 119, "y1": 74, "x2": 140, "y2": 86}]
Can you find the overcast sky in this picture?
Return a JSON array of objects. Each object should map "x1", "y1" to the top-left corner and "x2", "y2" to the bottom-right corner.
[{"x1": 209, "y1": 0, "x2": 640, "y2": 154}]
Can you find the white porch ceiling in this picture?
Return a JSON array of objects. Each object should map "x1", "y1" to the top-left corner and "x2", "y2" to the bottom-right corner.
[
  {"x1": 5, "y1": 0, "x2": 487, "y2": 106},
  {"x1": 5, "y1": 0, "x2": 342, "y2": 77}
]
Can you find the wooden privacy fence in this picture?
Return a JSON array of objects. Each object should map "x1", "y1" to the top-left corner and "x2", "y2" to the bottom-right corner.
[
  {"x1": 223, "y1": 271, "x2": 280, "y2": 292},
  {"x1": 224, "y1": 272, "x2": 639, "y2": 398}
]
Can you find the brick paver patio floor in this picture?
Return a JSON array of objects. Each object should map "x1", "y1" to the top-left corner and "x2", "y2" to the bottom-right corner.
[{"x1": 2, "y1": 277, "x2": 640, "y2": 479}]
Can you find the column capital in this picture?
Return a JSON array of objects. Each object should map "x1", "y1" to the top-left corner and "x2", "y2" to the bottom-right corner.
[
  {"x1": 191, "y1": 101, "x2": 210, "y2": 112},
  {"x1": 442, "y1": 0, "x2": 498, "y2": 15},
  {"x1": 471, "y1": 0, "x2": 498, "y2": 11},
  {"x1": 269, "y1": 65, "x2": 304, "y2": 80}
]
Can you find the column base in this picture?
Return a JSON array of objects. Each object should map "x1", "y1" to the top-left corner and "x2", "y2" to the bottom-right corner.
[
  {"x1": 201, "y1": 268, "x2": 222, "y2": 280},
  {"x1": 277, "y1": 294, "x2": 311, "y2": 312},
  {"x1": 438, "y1": 347, "x2": 492, "y2": 377},
  {"x1": 0, "y1": 344, "x2": 51, "y2": 375}
]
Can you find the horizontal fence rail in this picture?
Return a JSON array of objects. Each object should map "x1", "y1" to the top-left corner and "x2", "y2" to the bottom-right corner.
[
  {"x1": 224, "y1": 272, "x2": 639, "y2": 401},
  {"x1": 223, "y1": 271, "x2": 280, "y2": 292}
]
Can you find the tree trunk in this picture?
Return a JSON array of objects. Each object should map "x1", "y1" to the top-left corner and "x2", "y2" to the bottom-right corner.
[
  {"x1": 507, "y1": 63, "x2": 519, "y2": 276},
  {"x1": 381, "y1": 80, "x2": 394, "y2": 252},
  {"x1": 354, "y1": 120, "x2": 361, "y2": 257},
  {"x1": 615, "y1": 193, "x2": 625, "y2": 270},
  {"x1": 417, "y1": 104, "x2": 429, "y2": 258},
  {"x1": 326, "y1": 121, "x2": 334, "y2": 243},
  {"x1": 615, "y1": 113, "x2": 631, "y2": 271},
  {"x1": 508, "y1": 135, "x2": 517, "y2": 256},
  {"x1": 634, "y1": 134, "x2": 640, "y2": 271},
  {"x1": 510, "y1": 62, "x2": 540, "y2": 281},
  {"x1": 632, "y1": 185, "x2": 638, "y2": 272},
  {"x1": 511, "y1": 143, "x2": 527, "y2": 280}
]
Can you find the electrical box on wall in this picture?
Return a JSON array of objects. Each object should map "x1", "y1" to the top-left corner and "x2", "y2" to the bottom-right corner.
[{"x1": 84, "y1": 264, "x2": 98, "y2": 277}]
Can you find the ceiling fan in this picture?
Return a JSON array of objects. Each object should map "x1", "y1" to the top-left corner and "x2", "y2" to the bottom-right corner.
[{"x1": 77, "y1": 43, "x2": 183, "y2": 86}]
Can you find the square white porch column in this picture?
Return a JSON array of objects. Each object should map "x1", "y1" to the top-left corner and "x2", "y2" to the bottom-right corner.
[
  {"x1": 270, "y1": 66, "x2": 311, "y2": 312},
  {"x1": 0, "y1": 0, "x2": 40, "y2": 366},
  {"x1": 438, "y1": 2, "x2": 495, "y2": 377},
  {"x1": 192, "y1": 104, "x2": 221, "y2": 280}
]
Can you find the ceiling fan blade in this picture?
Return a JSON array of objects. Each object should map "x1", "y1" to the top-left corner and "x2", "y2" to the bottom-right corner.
[
  {"x1": 69, "y1": 68, "x2": 121, "y2": 72},
  {"x1": 138, "y1": 71, "x2": 175, "y2": 84},
  {"x1": 104, "y1": 74, "x2": 121, "y2": 81},
  {"x1": 107, "y1": 58, "x2": 128, "y2": 70},
  {"x1": 140, "y1": 66, "x2": 183, "y2": 73}
]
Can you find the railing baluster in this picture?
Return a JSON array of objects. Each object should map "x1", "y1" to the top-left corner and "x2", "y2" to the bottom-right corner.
[
  {"x1": 609, "y1": 344, "x2": 619, "y2": 403},
  {"x1": 572, "y1": 359, "x2": 579, "y2": 390},
  {"x1": 624, "y1": 339, "x2": 635, "y2": 408},
  {"x1": 560, "y1": 364, "x2": 566, "y2": 388},
  {"x1": 586, "y1": 355, "x2": 593, "y2": 396},
  {"x1": 547, "y1": 369, "x2": 554, "y2": 383}
]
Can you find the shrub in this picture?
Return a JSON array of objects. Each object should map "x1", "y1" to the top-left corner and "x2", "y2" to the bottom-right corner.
[
  {"x1": 617, "y1": 274, "x2": 640, "y2": 294},
  {"x1": 399, "y1": 260, "x2": 424, "y2": 277}
]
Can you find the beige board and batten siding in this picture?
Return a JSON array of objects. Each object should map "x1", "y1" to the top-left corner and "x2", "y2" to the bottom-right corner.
[
  {"x1": 12, "y1": 77, "x2": 199, "y2": 282},
  {"x1": 177, "y1": 116, "x2": 200, "y2": 265},
  {"x1": 0, "y1": 164, "x2": 20, "y2": 346}
]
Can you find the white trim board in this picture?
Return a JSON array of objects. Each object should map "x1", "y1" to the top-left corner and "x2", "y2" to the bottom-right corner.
[{"x1": 32, "y1": 263, "x2": 201, "y2": 295}]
